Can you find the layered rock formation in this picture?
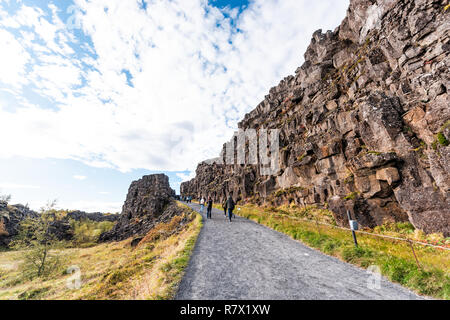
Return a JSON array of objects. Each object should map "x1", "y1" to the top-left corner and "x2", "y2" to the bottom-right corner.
[
  {"x1": 99, "y1": 174, "x2": 180, "y2": 242},
  {"x1": 182, "y1": 0, "x2": 450, "y2": 236}
]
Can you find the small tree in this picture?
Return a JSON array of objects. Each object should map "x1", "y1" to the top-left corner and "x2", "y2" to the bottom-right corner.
[
  {"x1": 0, "y1": 194, "x2": 11, "y2": 203},
  {"x1": 12, "y1": 200, "x2": 63, "y2": 279}
]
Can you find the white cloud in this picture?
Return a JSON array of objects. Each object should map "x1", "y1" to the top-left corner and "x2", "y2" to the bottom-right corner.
[
  {"x1": 0, "y1": 0, "x2": 349, "y2": 173},
  {"x1": 0, "y1": 183, "x2": 40, "y2": 189},
  {"x1": 64, "y1": 200, "x2": 122, "y2": 213},
  {"x1": 0, "y1": 29, "x2": 30, "y2": 88},
  {"x1": 176, "y1": 171, "x2": 196, "y2": 182},
  {"x1": 73, "y1": 175, "x2": 87, "y2": 180}
]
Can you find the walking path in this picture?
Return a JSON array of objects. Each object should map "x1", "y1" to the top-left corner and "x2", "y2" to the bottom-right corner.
[{"x1": 176, "y1": 203, "x2": 423, "y2": 300}]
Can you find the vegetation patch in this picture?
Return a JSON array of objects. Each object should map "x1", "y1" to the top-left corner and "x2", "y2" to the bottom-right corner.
[
  {"x1": 436, "y1": 132, "x2": 449, "y2": 146},
  {"x1": 343, "y1": 191, "x2": 359, "y2": 200},
  {"x1": 138, "y1": 213, "x2": 187, "y2": 247},
  {"x1": 273, "y1": 186, "x2": 304, "y2": 198},
  {"x1": 297, "y1": 153, "x2": 306, "y2": 162},
  {"x1": 0, "y1": 202, "x2": 202, "y2": 300},
  {"x1": 432, "y1": 121, "x2": 450, "y2": 150},
  {"x1": 71, "y1": 219, "x2": 115, "y2": 247}
]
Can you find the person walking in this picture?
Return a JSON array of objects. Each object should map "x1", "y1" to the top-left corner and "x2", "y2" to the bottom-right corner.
[
  {"x1": 206, "y1": 196, "x2": 213, "y2": 219},
  {"x1": 226, "y1": 195, "x2": 235, "y2": 222},
  {"x1": 222, "y1": 198, "x2": 227, "y2": 217},
  {"x1": 200, "y1": 197, "x2": 205, "y2": 213}
]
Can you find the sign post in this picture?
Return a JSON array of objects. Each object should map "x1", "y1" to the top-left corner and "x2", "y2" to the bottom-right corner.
[{"x1": 346, "y1": 210, "x2": 358, "y2": 247}]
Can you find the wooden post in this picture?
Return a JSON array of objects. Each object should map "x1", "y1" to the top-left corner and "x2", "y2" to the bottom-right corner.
[
  {"x1": 408, "y1": 239, "x2": 422, "y2": 270},
  {"x1": 315, "y1": 217, "x2": 321, "y2": 236}
]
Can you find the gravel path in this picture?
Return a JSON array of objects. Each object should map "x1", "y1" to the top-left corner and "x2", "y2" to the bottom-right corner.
[{"x1": 175, "y1": 203, "x2": 423, "y2": 300}]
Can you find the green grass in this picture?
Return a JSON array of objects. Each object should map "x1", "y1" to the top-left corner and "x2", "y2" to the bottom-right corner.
[
  {"x1": 233, "y1": 204, "x2": 450, "y2": 299},
  {"x1": 343, "y1": 191, "x2": 359, "y2": 200},
  {"x1": 437, "y1": 132, "x2": 449, "y2": 146},
  {"x1": 432, "y1": 121, "x2": 450, "y2": 149},
  {"x1": 70, "y1": 219, "x2": 115, "y2": 246}
]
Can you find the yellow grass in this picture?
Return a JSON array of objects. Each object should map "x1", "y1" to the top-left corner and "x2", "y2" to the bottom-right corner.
[{"x1": 0, "y1": 204, "x2": 202, "y2": 300}]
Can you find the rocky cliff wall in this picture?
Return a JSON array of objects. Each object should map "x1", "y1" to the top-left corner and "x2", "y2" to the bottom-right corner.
[{"x1": 181, "y1": 0, "x2": 450, "y2": 236}]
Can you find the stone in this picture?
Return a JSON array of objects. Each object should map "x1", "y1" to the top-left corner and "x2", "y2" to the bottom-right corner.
[
  {"x1": 355, "y1": 176, "x2": 370, "y2": 193},
  {"x1": 376, "y1": 167, "x2": 400, "y2": 185},
  {"x1": 402, "y1": 105, "x2": 434, "y2": 145},
  {"x1": 277, "y1": 167, "x2": 299, "y2": 189}
]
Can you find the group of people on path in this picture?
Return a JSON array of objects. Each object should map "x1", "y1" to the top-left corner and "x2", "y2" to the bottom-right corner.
[
  {"x1": 182, "y1": 196, "x2": 192, "y2": 203},
  {"x1": 197, "y1": 195, "x2": 235, "y2": 222}
]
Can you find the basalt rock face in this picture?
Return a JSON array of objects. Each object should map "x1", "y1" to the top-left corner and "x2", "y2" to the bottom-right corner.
[
  {"x1": 99, "y1": 174, "x2": 179, "y2": 242},
  {"x1": 182, "y1": 0, "x2": 450, "y2": 236},
  {"x1": 0, "y1": 202, "x2": 38, "y2": 246}
]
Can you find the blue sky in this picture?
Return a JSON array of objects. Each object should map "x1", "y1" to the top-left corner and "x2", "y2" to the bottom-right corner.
[{"x1": 0, "y1": 0, "x2": 349, "y2": 212}]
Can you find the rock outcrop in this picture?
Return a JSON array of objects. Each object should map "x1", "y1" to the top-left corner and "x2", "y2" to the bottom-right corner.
[
  {"x1": 182, "y1": 0, "x2": 450, "y2": 236},
  {"x1": 0, "y1": 201, "x2": 37, "y2": 246},
  {"x1": 99, "y1": 174, "x2": 180, "y2": 242},
  {"x1": 0, "y1": 201, "x2": 119, "y2": 246},
  {"x1": 66, "y1": 211, "x2": 119, "y2": 223}
]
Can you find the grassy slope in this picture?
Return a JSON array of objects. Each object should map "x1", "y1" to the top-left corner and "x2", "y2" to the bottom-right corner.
[
  {"x1": 0, "y1": 202, "x2": 202, "y2": 300},
  {"x1": 213, "y1": 203, "x2": 449, "y2": 300}
]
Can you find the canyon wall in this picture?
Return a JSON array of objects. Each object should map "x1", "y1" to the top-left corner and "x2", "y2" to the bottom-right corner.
[{"x1": 181, "y1": 0, "x2": 450, "y2": 236}]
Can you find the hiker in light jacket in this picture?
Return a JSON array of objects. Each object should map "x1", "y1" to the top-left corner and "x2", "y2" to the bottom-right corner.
[
  {"x1": 226, "y1": 195, "x2": 235, "y2": 222},
  {"x1": 200, "y1": 197, "x2": 205, "y2": 213}
]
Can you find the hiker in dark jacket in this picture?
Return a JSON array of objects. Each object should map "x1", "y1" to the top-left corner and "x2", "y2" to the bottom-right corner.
[
  {"x1": 226, "y1": 195, "x2": 235, "y2": 222},
  {"x1": 222, "y1": 198, "x2": 227, "y2": 216},
  {"x1": 206, "y1": 197, "x2": 213, "y2": 219}
]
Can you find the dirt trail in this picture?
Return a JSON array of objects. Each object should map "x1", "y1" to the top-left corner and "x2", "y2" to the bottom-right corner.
[{"x1": 176, "y1": 203, "x2": 423, "y2": 300}]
